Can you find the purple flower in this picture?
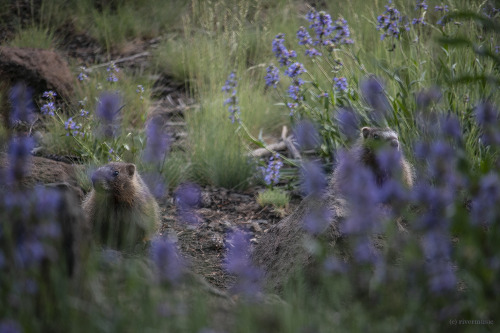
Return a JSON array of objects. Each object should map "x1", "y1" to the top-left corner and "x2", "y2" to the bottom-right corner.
[
  {"x1": 150, "y1": 236, "x2": 185, "y2": 284},
  {"x1": 287, "y1": 83, "x2": 301, "y2": 101},
  {"x1": 360, "y1": 77, "x2": 390, "y2": 123},
  {"x1": 5, "y1": 137, "x2": 35, "y2": 186},
  {"x1": 96, "y1": 91, "x2": 122, "y2": 137},
  {"x1": 264, "y1": 64, "x2": 280, "y2": 88},
  {"x1": 78, "y1": 66, "x2": 89, "y2": 81},
  {"x1": 174, "y1": 183, "x2": 202, "y2": 225},
  {"x1": 40, "y1": 101, "x2": 56, "y2": 116},
  {"x1": 377, "y1": 1, "x2": 410, "y2": 40},
  {"x1": 354, "y1": 237, "x2": 381, "y2": 264},
  {"x1": 331, "y1": 18, "x2": 354, "y2": 45},
  {"x1": 222, "y1": 72, "x2": 241, "y2": 123},
  {"x1": 224, "y1": 229, "x2": 263, "y2": 297},
  {"x1": 272, "y1": 33, "x2": 297, "y2": 67},
  {"x1": 300, "y1": 160, "x2": 327, "y2": 197},
  {"x1": 412, "y1": 17, "x2": 426, "y2": 25},
  {"x1": 64, "y1": 117, "x2": 81, "y2": 137},
  {"x1": 287, "y1": 102, "x2": 298, "y2": 116},
  {"x1": 336, "y1": 108, "x2": 360, "y2": 141},
  {"x1": 308, "y1": 10, "x2": 334, "y2": 45},
  {"x1": 42, "y1": 90, "x2": 57, "y2": 99},
  {"x1": 305, "y1": 48, "x2": 322, "y2": 57},
  {"x1": 415, "y1": 0, "x2": 428, "y2": 11},
  {"x1": 284, "y1": 62, "x2": 306, "y2": 78},
  {"x1": 293, "y1": 120, "x2": 320, "y2": 151},
  {"x1": 434, "y1": 5, "x2": 449, "y2": 12},
  {"x1": 8, "y1": 83, "x2": 35, "y2": 125},
  {"x1": 416, "y1": 87, "x2": 441, "y2": 110},
  {"x1": 471, "y1": 173, "x2": 500, "y2": 225},
  {"x1": 296, "y1": 26, "x2": 313, "y2": 45},
  {"x1": 323, "y1": 256, "x2": 348, "y2": 274},
  {"x1": 143, "y1": 116, "x2": 170, "y2": 165},
  {"x1": 475, "y1": 102, "x2": 498, "y2": 126},
  {"x1": 333, "y1": 77, "x2": 348, "y2": 92},
  {"x1": 262, "y1": 154, "x2": 283, "y2": 186},
  {"x1": 142, "y1": 172, "x2": 167, "y2": 200},
  {"x1": 303, "y1": 206, "x2": 332, "y2": 235},
  {"x1": 106, "y1": 62, "x2": 119, "y2": 82},
  {"x1": 0, "y1": 319, "x2": 22, "y2": 333}
]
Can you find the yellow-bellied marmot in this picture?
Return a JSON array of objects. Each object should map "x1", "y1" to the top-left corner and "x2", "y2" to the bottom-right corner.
[
  {"x1": 82, "y1": 162, "x2": 160, "y2": 251},
  {"x1": 332, "y1": 126, "x2": 414, "y2": 192}
]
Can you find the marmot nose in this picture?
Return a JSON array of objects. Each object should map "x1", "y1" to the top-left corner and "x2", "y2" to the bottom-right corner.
[{"x1": 390, "y1": 139, "x2": 399, "y2": 149}]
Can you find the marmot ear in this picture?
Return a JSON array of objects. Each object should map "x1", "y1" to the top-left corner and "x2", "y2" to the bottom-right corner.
[
  {"x1": 126, "y1": 163, "x2": 136, "y2": 176},
  {"x1": 361, "y1": 127, "x2": 371, "y2": 139}
]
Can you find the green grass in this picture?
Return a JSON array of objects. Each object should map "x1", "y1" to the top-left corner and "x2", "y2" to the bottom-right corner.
[
  {"x1": 257, "y1": 188, "x2": 290, "y2": 208},
  {"x1": 7, "y1": 25, "x2": 56, "y2": 49}
]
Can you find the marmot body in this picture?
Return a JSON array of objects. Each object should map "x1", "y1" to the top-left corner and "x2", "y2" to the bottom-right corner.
[
  {"x1": 82, "y1": 162, "x2": 160, "y2": 251},
  {"x1": 331, "y1": 126, "x2": 414, "y2": 194}
]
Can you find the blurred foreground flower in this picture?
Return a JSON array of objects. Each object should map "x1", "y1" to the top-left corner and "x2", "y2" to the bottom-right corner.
[
  {"x1": 174, "y1": 183, "x2": 202, "y2": 226},
  {"x1": 224, "y1": 230, "x2": 263, "y2": 298},
  {"x1": 150, "y1": 237, "x2": 185, "y2": 285},
  {"x1": 96, "y1": 91, "x2": 123, "y2": 138}
]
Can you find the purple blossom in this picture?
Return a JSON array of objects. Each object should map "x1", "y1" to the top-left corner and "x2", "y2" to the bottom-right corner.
[
  {"x1": 265, "y1": 64, "x2": 280, "y2": 88},
  {"x1": 376, "y1": 1, "x2": 410, "y2": 40},
  {"x1": 331, "y1": 18, "x2": 354, "y2": 45},
  {"x1": 8, "y1": 83, "x2": 35, "y2": 125},
  {"x1": 5, "y1": 137, "x2": 35, "y2": 186},
  {"x1": 0, "y1": 319, "x2": 22, "y2": 333},
  {"x1": 287, "y1": 83, "x2": 301, "y2": 101},
  {"x1": 284, "y1": 62, "x2": 306, "y2": 78},
  {"x1": 360, "y1": 77, "x2": 390, "y2": 123},
  {"x1": 64, "y1": 117, "x2": 81, "y2": 137},
  {"x1": 303, "y1": 206, "x2": 332, "y2": 235},
  {"x1": 143, "y1": 116, "x2": 170, "y2": 165},
  {"x1": 333, "y1": 77, "x2": 348, "y2": 92},
  {"x1": 293, "y1": 120, "x2": 320, "y2": 151},
  {"x1": 106, "y1": 62, "x2": 119, "y2": 82},
  {"x1": 174, "y1": 183, "x2": 202, "y2": 225},
  {"x1": 300, "y1": 160, "x2": 327, "y2": 197},
  {"x1": 471, "y1": 173, "x2": 500, "y2": 225},
  {"x1": 287, "y1": 102, "x2": 298, "y2": 116},
  {"x1": 305, "y1": 48, "x2": 322, "y2": 57},
  {"x1": 336, "y1": 108, "x2": 360, "y2": 141},
  {"x1": 142, "y1": 172, "x2": 167, "y2": 200},
  {"x1": 434, "y1": 5, "x2": 449, "y2": 12},
  {"x1": 415, "y1": 0, "x2": 428, "y2": 11},
  {"x1": 416, "y1": 87, "x2": 441, "y2": 110},
  {"x1": 222, "y1": 72, "x2": 241, "y2": 123},
  {"x1": 224, "y1": 229, "x2": 263, "y2": 297},
  {"x1": 78, "y1": 66, "x2": 89, "y2": 81},
  {"x1": 308, "y1": 10, "x2": 334, "y2": 45},
  {"x1": 323, "y1": 256, "x2": 348, "y2": 274},
  {"x1": 96, "y1": 91, "x2": 122, "y2": 137},
  {"x1": 296, "y1": 26, "x2": 313, "y2": 45},
  {"x1": 272, "y1": 33, "x2": 297, "y2": 67},
  {"x1": 40, "y1": 101, "x2": 56, "y2": 116},
  {"x1": 42, "y1": 90, "x2": 57, "y2": 99},
  {"x1": 262, "y1": 154, "x2": 283, "y2": 186},
  {"x1": 150, "y1": 236, "x2": 185, "y2": 284},
  {"x1": 354, "y1": 238, "x2": 381, "y2": 264},
  {"x1": 412, "y1": 17, "x2": 426, "y2": 25}
]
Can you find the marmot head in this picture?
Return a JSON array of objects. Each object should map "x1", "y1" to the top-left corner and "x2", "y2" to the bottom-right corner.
[
  {"x1": 361, "y1": 127, "x2": 399, "y2": 151},
  {"x1": 91, "y1": 162, "x2": 136, "y2": 193}
]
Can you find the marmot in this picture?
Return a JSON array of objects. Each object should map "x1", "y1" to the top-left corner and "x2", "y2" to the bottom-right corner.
[
  {"x1": 332, "y1": 126, "x2": 414, "y2": 191},
  {"x1": 82, "y1": 162, "x2": 160, "y2": 251}
]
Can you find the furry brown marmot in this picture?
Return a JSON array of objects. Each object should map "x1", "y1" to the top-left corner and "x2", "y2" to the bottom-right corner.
[
  {"x1": 332, "y1": 126, "x2": 414, "y2": 191},
  {"x1": 82, "y1": 162, "x2": 160, "y2": 251}
]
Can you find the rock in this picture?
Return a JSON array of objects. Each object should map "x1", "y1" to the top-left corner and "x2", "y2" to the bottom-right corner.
[
  {"x1": 0, "y1": 46, "x2": 74, "y2": 100},
  {"x1": 0, "y1": 153, "x2": 85, "y2": 200}
]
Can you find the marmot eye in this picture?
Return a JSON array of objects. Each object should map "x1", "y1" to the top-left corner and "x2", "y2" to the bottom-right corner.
[
  {"x1": 373, "y1": 134, "x2": 379, "y2": 139},
  {"x1": 112, "y1": 170, "x2": 119, "y2": 177}
]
